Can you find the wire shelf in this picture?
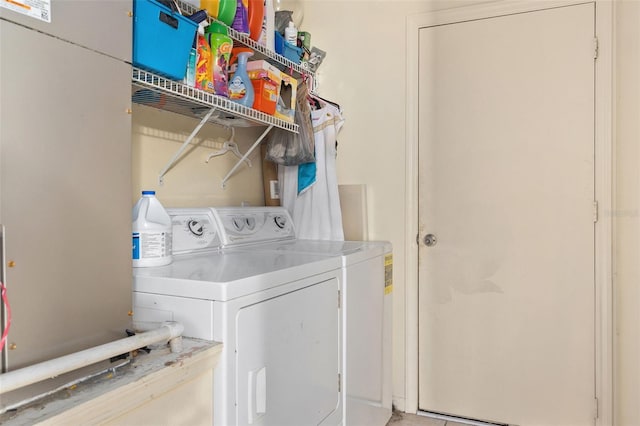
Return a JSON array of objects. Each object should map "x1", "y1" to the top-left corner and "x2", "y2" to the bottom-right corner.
[
  {"x1": 175, "y1": 0, "x2": 312, "y2": 78},
  {"x1": 132, "y1": 68, "x2": 298, "y2": 133},
  {"x1": 225, "y1": 25, "x2": 310, "y2": 77}
]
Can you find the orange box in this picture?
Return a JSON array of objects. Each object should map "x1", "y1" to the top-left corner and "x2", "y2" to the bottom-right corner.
[
  {"x1": 231, "y1": 60, "x2": 282, "y2": 115},
  {"x1": 230, "y1": 59, "x2": 297, "y2": 122},
  {"x1": 249, "y1": 72, "x2": 279, "y2": 115}
]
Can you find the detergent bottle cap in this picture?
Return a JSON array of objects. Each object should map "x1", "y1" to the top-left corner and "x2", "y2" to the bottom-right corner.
[{"x1": 206, "y1": 22, "x2": 228, "y2": 35}]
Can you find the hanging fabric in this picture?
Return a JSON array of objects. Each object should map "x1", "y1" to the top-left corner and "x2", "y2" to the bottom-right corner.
[
  {"x1": 279, "y1": 102, "x2": 345, "y2": 241},
  {"x1": 297, "y1": 161, "x2": 316, "y2": 194}
]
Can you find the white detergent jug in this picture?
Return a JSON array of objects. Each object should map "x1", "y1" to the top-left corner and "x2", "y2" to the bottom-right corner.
[{"x1": 132, "y1": 190, "x2": 172, "y2": 267}]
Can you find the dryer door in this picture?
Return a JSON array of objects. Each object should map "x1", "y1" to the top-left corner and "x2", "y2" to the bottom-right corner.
[{"x1": 236, "y1": 277, "x2": 340, "y2": 425}]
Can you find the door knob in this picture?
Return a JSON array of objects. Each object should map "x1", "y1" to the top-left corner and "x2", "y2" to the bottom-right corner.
[{"x1": 423, "y1": 234, "x2": 437, "y2": 247}]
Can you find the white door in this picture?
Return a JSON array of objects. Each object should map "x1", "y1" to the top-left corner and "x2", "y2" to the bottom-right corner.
[{"x1": 418, "y1": 4, "x2": 596, "y2": 425}]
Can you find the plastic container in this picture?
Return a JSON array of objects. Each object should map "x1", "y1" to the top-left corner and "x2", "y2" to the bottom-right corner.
[
  {"x1": 184, "y1": 12, "x2": 208, "y2": 87},
  {"x1": 206, "y1": 22, "x2": 233, "y2": 97},
  {"x1": 248, "y1": 0, "x2": 264, "y2": 41},
  {"x1": 231, "y1": 0, "x2": 249, "y2": 34},
  {"x1": 132, "y1": 0, "x2": 198, "y2": 80},
  {"x1": 229, "y1": 51, "x2": 255, "y2": 107},
  {"x1": 250, "y1": 77, "x2": 278, "y2": 115},
  {"x1": 200, "y1": 0, "x2": 219, "y2": 18},
  {"x1": 298, "y1": 31, "x2": 310, "y2": 50},
  {"x1": 284, "y1": 21, "x2": 297, "y2": 46},
  {"x1": 132, "y1": 191, "x2": 172, "y2": 268},
  {"x1": 217, "y1": 0, "x2": 236, "y2": 25},
  {"x1": 184, "y1": 46, "x2": 197, "y2": 87},
  {"x1": 195, "y1": 29, "x2": 214, "y2": 92},
  {"x1": 274, "y1": 31, "x2": 302, "y2": 64},
  {"x1": 186, "y1": 9, "x2": 209, "y2": 24},
  {"x1": 259, "y1": 0, "x2": 275, "y2": 50}
]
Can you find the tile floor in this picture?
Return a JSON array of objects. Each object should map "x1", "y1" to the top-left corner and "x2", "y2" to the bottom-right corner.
[{"x1": 386, "y1": 411, "x2": 469, "y2": 426}]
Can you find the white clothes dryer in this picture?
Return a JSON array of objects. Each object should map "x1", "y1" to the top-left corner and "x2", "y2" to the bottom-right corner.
[
  {"x1": 209, "y1": 207, "x2": 393, "y2": 426},
  {"x1": 133, "y1": 208, "x2": 344, "y2": 426}
]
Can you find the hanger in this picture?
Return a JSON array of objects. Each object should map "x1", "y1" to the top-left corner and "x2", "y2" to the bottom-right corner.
[
  {"x1": 310, "y1": 92, "x2": 340, "y2": 111},
  {"x1": 297, "y1": 75, "x2": 332, "y2": 111},
  {"x1": 298, "y1": 74, "x2": 318, "y2": 110},
  {"x1": 304, "y1": 74, "x2": 340, "y2": 111},
  {"x1": 308, "y1": 94, "x2": 322, "y2": 110},
  {"x1": 205, "y1": 127, "x2": 252, "y2": 167},
  {"x1": 307, "y1": 91, "x2": 342, "y2": 113}
]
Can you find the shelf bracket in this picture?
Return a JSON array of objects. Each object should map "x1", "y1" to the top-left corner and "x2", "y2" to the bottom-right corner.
[
  {"x1": 221, "y1": 125, "x2": 274, "y2": 188},
  {"x1": 158, "y1": 107, "x2": 217, "y2": 185}
]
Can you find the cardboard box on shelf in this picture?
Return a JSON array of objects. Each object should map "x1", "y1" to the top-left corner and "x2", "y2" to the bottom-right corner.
[
  {"x1": 245, "y1": 60, "x2": 282, "y2": 86},
  {"x1": 274, "y1": 71, "x2": 298, "y2": 124}
]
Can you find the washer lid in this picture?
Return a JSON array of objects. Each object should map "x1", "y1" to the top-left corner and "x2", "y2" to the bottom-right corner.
[{"x1": 133, "y1": 249, "x2": 342, "y2": 301}]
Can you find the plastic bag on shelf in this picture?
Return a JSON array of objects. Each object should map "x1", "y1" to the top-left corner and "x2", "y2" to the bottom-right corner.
[{"x1": 265, "y1": 81, "x2": 315, "y2": 165}]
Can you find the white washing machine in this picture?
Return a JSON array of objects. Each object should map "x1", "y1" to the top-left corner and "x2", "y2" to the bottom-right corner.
[
  {"x1": 209, "y1": 207, "x2": 393, "y2": 426},
  {"x1": 133, "y1": 208, "x2": 344, "y2": 426}
]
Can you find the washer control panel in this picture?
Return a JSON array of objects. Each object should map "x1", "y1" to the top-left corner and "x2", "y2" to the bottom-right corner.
[
  {"x1": 166, "y1": 208, "x2": 222, "y2": 255},
  {"x1": 210, "y1": 206, "x2": 295, "y2": 247}
]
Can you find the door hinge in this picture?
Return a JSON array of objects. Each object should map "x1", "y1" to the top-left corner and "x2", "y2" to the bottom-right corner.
[
  {"x1": 594, "y1": 397, "x2": 599, "y2": 419},
  {"x1": 338, "y1": 373, "x2": 341, "y2": 392},
  {"x1": 593, "y1": 200, "x2": 599, "y2": 223},
  {"x1": 416, "y1": 233, "x2": 420, "y2": 246},
  {"x1": 593, "y1": 37, "x2": 599, "y2": 59}
]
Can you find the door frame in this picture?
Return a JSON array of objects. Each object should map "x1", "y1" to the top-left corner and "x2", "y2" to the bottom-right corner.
[{"x1": 404, "y1": 1, "x2": 614, "y2": 424}]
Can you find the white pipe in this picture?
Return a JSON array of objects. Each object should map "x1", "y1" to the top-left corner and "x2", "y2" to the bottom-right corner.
[{"x1": 0, "y1": 321, "x2": 184, "y2": 395}]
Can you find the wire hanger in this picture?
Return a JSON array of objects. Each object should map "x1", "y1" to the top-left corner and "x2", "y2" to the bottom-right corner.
[
  {"x1": 205, "y1": 127, "x2": 252, "y2": 167},
  {"x1": 303, "y1": 72, "x2": 340, "y2": 111},
  {"x1": 309, "y1": 92, "x2": 340, "y2": 111}
]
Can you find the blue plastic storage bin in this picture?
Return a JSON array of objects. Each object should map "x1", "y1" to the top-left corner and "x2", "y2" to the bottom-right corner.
[
  {"x1": 133, "y1": 0, "x2": 198, "y2": 80},
  {"x1": 274, "y1": 31, "x2": 303, "y2": 65}
]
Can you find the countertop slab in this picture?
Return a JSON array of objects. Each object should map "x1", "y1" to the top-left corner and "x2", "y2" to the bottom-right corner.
[{"x1": 0, "y1": 338, "x2": 222, "y2": 425}]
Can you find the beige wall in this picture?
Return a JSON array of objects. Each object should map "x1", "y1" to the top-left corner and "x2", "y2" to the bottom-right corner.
[
  {"x1": 615, "y1": 1, "x2": 640, "y2": 425},
  {"x1": 131, "y1": 104, "x2": 267, "y2": 207}
]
